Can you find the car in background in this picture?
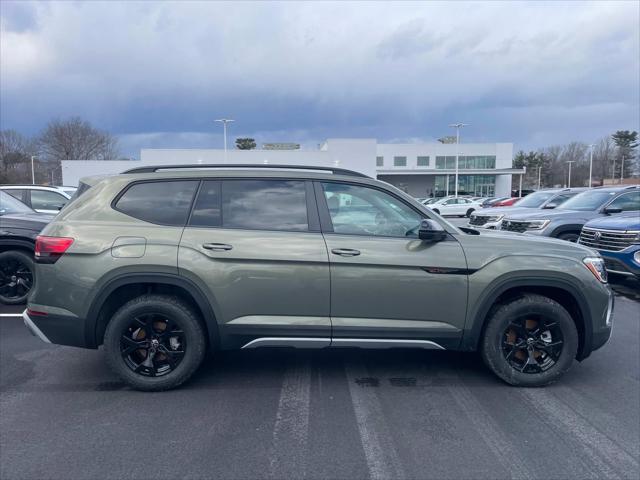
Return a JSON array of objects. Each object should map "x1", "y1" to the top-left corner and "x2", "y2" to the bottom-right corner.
[
  {"x1": 500, "y1": 185, "x2": 640, "y2": 242},
  {"x1": 469, "y1": 188, "x2": 586, "y2": 230},
  {"x1": 480, "y1": 197, "x2": 508, "y2": 208},
  {"x1": 492, "y1": 197, "x2": 520, "y2": 207},
  {"x1": 0, "y1": 185, "x2": 72, "y2": 214},
  {"x1": 425, "y1": 196, "x2": 481, "y2": 217},
  {"x1": 421, "y1": 198, "x2": 439, "y2": 205},
  {"x1": 0, "y1": 191, "x2": 53, "y2": 304},
  {"x1": 579, "y1": 213, "x2": 640, "y2": 279},
  {"x1": 58, "y1": 185, "x2": 78, "y2": 197}
]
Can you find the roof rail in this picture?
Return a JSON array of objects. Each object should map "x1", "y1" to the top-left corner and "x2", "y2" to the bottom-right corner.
[{"x1": 121, "y1": 164, "x2": 370, "y2": 178}]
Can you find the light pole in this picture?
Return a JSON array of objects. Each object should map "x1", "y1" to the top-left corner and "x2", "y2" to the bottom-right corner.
[
  {"x1": 587, "y1": 144, "x2": 595, "y2": 188},
  {"x1": 214, "y1": 118, "x2": 235, "y2": 162},
  {"x1": 448, "y1": 123, "x2": 469, "y2": 197},
  {"x1": 566, "y1": 160, "x2": 575, "y2": 187},
  {"x1": 31, "y1": 156, "x2": 36, "y2": 184},
  {"x1": 620, "y1": 154, "x2": 625, "y2": 184},
  {"x1": 537, "y1": 164, "x2": 542, "y2": 189}
]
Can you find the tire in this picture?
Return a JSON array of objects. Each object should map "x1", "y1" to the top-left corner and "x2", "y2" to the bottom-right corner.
[
  {"x1": 481, "y1": 294, "x2": 578, "y2": 387},
  {"x1": 557, "y1": 232, "x2": 580, "y2": 243},
  {"x1": 466, "y1": 208, "x2": 475, "y2": 218},
  {"x1": 0, "y1": 250, "x2": 35, "y2": 305},
  {"x1": 104, "y1": 294, "x2": 207, "y2": 391}
]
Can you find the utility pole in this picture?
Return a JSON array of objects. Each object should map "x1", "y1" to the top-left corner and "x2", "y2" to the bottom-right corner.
[
  {"x1": 566, "y1": 160, "x2": 575, "y2": 187},
  {"x1": 587, "y1": 144, "x2": 595, "y2": 188},
  {"x1": 31, "y1": 156, "x2": 36, "y2": 184},
  {"x1": 537, "y1": 164, "x2": 542, "y2": 189},
  {"x1": 448, "y1": 123, "x2": 469, "y2": 197},
  {"x1": 214, "y1": 118, "x2": 235, "y2": 162},
  {"x1": 620, "y1": 154, "x2": 625, "y2": 184}
]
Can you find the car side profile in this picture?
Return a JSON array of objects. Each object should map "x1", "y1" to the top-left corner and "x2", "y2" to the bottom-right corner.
[
  {"x1": 1, "y1": 185, "x2": 72, "y2": 214},
  {"x1": 24, "y1": 165, "x2": 613, "y2": 391},
  {"x1": 425, "y1": 196, "x2": 480, "y2": 217}
]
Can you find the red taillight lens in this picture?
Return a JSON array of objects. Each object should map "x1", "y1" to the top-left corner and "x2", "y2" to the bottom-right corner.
[{"x1": 35, "y1": 236, "x2": 74, "y2": 264}]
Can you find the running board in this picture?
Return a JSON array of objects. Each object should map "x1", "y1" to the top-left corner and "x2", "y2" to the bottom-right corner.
[{"x1": 240, "y1": 337, "x2": 445, "y2": 350}]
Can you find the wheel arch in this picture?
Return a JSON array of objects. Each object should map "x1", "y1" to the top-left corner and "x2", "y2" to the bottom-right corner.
[
  {"x1": 87, "y1": 273, "x2": 220, "y2": 350},
  {"x1": 548, "y1": 223, "x2": 585, "y2": 239},
  {"x1": 0, "y1": 238, "x2": 35, "y2": 254},
  {"x1": 464, "y1": 278, "x2": 593, "y2": 360}
]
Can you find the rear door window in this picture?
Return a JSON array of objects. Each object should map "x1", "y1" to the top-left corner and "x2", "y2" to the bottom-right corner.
[
  {"x1": 115, "y1": 181, "x2": 199, "y2": 225},
  {"x1": 220, "y1": 179, "x2": 309, "y2": 231},
  {"x1": 30, "y1": 190, "x2": 68, "y2": 211}
]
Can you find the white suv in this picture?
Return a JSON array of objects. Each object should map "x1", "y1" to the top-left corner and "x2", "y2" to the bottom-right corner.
[
  {"x1": 0, "y1": 185, "x2": 72, "y2": 214},
  {"x1": 425, "y1": 197, "x2": 481, "y2": 217}
]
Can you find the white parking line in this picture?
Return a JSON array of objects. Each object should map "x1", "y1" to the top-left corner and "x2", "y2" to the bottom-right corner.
[{"x1": 0, "y1": 314, "x2": 23, "y2": 317}]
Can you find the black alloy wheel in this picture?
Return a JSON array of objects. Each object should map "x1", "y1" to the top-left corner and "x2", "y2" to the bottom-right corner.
[
  {"x1": 0, "y1": 251, "x2": 34, "y2": 305},
  {"x1": 121, "y1": 313, "x2": 186, "y2": 377},
  {"x1": 502, "y1": 314, "x2": 564, "y2": 374}
]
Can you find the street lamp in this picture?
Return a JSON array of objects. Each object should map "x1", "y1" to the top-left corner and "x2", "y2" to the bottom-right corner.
[
  {"x1": 448, "y1": 123, "x2": 469, "y2": 197},
  {"x1": 214, "y1": 118, "x2": 235, "y2": 162},
  {"x1": 566, "y1": 160, "x2": 575, "y2": 187},
  {"x1": 620, "y1": 154, "x2": 625, "y2": 184},
  {"x1": 31, "y1": 156, "x2": 36, "y2": 184},
  {"x1": 537, "y1": 164, "x2": 542, "y2": 189},
  {"x1": 587, "y1": 144, "x2": 596, "y2": 188}
]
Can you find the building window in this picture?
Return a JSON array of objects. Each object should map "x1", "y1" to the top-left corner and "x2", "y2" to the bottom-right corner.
[
  {"x1": 417, "y1": 156, "x2": 429, "y2": 167},
  {"x1": 393, "y1": 156, "x2": 407, "y2": 167},
  {"x1": 376, "y1": 156, "x2": 384, "y2": 167},
  {"x1": 435, "y1": 155, "x2": 496, "y2": 169}
]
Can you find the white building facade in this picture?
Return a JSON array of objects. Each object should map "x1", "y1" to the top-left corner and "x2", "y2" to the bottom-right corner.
[{"x1": 62, "y1": 139, "x2": 520, "y2": 197}]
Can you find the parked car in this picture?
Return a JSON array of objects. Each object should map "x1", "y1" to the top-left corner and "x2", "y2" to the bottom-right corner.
[
  {"x1": 424, "y1": 196, "x2": 481, "y2": 217},
  {"x1": 58, "y1": 185, "x2": 78, "y2": 197},
  {"x1": 0, "y1": 191, "x2": 53, "y2": 304},
  {"x1": 469, "y1": 188, "x2": 587, "y2": 230},
  {"x1": 480, "y1": 197, "x2": 508, "y2": 208},
  {"x1": 421, "y1": 197, "x2": 439, "y2": 205},
  {"x1": 492, "y1": 197, "x2": 520, "y2": 207},
  {"x1": 501, "y1": 185, "x2": 640, "y2": 242},
  {"x1": 0, "y1": 185, "x2": 72, "y2": 214},
  {"x1": 579, "y1": 213, "x2": 640, "y2": 279},
  {"x1": 24, "y1": 164, "x2": 612, "y2": 391}
]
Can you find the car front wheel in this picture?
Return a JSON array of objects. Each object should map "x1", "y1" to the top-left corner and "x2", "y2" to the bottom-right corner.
[
  {"x1": 481, "y1": 294, "x2": 578, "y2": 387},
  {"x1": 104, "y1": 294, "x2": 207, "y2": 391}
]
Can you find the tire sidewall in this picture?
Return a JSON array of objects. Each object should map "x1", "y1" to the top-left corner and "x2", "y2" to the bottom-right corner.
[
  {"x1": 481, "y1": 295, "x2": 578, "y2": 387},
  {"x1": 0, "y1": 250, "x2": 35, "y2": 305},
  {"x1": 104, "y1": 295, "x2": 206, "y2": 391}
]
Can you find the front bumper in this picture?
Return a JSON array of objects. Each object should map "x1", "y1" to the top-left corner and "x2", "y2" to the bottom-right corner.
[{"x1": 599, "y1": 247, "x2": 640, "y2": 278}]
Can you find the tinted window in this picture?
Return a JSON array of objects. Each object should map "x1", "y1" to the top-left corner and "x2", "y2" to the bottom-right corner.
[
  {"x1": 3, "y1": 189, "x2": 25, "y2": 202},
  {"x1": 558, "y1": 190, "x2": 618, "y2": 211},
  {"x1": 221, "y1": 180, "x2": 308, "y2": 231},
  {"x1": 189, "y1": 180, "x2": 221, "y2": 227},
  {"x1": 116, "y1": 181, "x2": 198, "y2": 225},
  {"x1": 607, "y1": 191, "x2": 640, "y2": 211},
  {"x1": 0, "y1": 191, "x2": 34, "y2": 215},
  {"x1": 31, "y1": 190, "x2": 68, "y2": 211},
  {"x1": 321, "y1": 182, "x2": 421, "y2": 237},
  {"x1": 514, "y1": 191, "x2": 555, "y2": 208}
]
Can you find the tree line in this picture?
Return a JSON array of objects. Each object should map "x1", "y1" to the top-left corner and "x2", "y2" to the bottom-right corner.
[
  {"x1": 512, "y1": 130, "x2": 639, "y2": 190},
  {"x1": 1, "y1": 117, "x2": 119, "y2": 184}
]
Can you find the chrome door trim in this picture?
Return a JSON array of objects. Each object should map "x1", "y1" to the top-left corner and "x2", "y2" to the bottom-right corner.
[
  {"x1": 241, "y1": 337, "x2": 331, "y2": 349},
  {"x1": 331, "y1": 338, "x2": 445, "y2": 350}
]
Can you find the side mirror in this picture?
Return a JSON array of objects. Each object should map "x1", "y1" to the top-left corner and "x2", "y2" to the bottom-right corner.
[
  {"x1": 543, "y1": 202, "x2": 558, "y2": 209},
  {"x1": 603, "y1": 207, "x2": 622, "y2": 214},
  {"x1": 418, "y1": 219, "x2": 447, "y2": 242}
]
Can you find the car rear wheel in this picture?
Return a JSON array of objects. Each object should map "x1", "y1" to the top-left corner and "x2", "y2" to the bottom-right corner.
[
  {"x1": 104, "y1": 294, "x2": 206, "y2": 391},
  {"x1": 481, "y1": 294, "x2": 578, "y2": 387},
  {"x1": 0, "y1": 250, "x2": 34, "y2": 305},
  {"x1": 465, "y1": 208, "x2": 475, "y2": 218}
]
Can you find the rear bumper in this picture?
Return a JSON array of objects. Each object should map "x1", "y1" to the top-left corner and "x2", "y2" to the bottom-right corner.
[{"x1": 22, "y1": 309, "x2": 89, "y2": 348}]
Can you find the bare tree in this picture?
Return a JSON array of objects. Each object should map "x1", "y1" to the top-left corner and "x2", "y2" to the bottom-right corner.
[
  {"x1": 38, "y1": 117, "x2": 119, "y2": 161},
  {"x1": 0, "y1": 130, "x2": 37, "y2": 183}
]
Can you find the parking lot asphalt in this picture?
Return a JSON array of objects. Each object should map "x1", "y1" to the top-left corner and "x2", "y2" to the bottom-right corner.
[{"x1": 0, "y1": 275, "x2": 638, "y2": 480}]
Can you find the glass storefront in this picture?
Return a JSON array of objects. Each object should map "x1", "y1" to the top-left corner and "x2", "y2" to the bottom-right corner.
[
  {"x1": 435, "y1": 156, "x2": 496, "y2": 169},
  {"x1": 434, "y1": 174, "x2": 496, "y2": 197}
]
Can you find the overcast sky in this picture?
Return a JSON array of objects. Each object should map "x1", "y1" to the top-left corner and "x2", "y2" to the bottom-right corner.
[{"x1": 1, "y1": 0, "x2": 639, "y2": 158}]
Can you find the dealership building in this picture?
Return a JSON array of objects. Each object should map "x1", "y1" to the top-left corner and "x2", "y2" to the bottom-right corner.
[{"x1": 62, "y1": 138, "x2": 522, "y2": 197}]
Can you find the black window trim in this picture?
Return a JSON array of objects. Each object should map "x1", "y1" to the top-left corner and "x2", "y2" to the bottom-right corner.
[{"x1": 313, "y1": 179, "x2": 448, "y2": 240}]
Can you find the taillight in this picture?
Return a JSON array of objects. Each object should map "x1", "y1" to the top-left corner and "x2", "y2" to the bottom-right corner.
[{"x1": 35, "y1": 236, "x2": 74, "y2": 264}]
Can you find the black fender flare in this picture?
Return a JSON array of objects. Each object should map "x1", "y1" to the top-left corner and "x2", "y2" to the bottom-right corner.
[
  {"x1": 548, "y1": 223, "x2": 585, "y2": 239},
  {"x1": 86, "y1": 273, "x2": 220, "y2": 349},
  {"x1": 462, "y1": 276, "x2": 593, "y2": 360}
]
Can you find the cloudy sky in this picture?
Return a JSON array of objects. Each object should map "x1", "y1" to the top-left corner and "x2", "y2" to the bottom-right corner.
[{"x1": 1, "y1": 0, "x2": 638, "y2": 158}]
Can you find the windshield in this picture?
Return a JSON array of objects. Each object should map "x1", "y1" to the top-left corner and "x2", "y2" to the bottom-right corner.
[
  {"x1": 513, "y1": 191, "x2": 556, "y2": 208},
  {"x1": 558, "y1": 190, "x2": 617, "y2": 211},
  {"x1": 0, "y1": 191, "x2": 35, "y2": 215}
]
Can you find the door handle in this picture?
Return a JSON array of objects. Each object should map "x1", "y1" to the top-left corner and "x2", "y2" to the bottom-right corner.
[
  {"x1": 331, "y1": 248, "x2": 361, "y2": 257},
  {"x1": 202, "y1": 243, "x2": 233, "y2": 251}
]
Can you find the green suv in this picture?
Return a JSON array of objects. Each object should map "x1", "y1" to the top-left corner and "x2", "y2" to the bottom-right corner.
[{"x1": 24, "y1": 165, "x2": 613, "y2": 391}]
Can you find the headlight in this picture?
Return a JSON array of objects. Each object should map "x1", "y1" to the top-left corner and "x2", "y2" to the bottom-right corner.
[
  {"x1": 526, "y1": 219, "x2": 550, "y2": 230},
  {"x1": 632, "y1": 231, "x2": 640, "y2": 244},
  {"x1": 486, "y1": 215, "x2": 504, "y2": 222},
  {"x1": 583, "y1": 257, "x2": 608, "y2": 283},
  {"x1": 634, "y1": 250, "x2": 640, "y2": 264}
]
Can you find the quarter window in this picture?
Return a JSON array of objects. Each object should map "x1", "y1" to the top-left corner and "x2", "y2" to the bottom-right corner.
[
  {"x1": 321, "y1": 182, "x2": 422, "y2": 238},
  {"x1": 221, "y1": 180, "x2": 308, "y2": 231},
  {"x1": 115, "y1": 181, "x2": 198, "y2": 225}
]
